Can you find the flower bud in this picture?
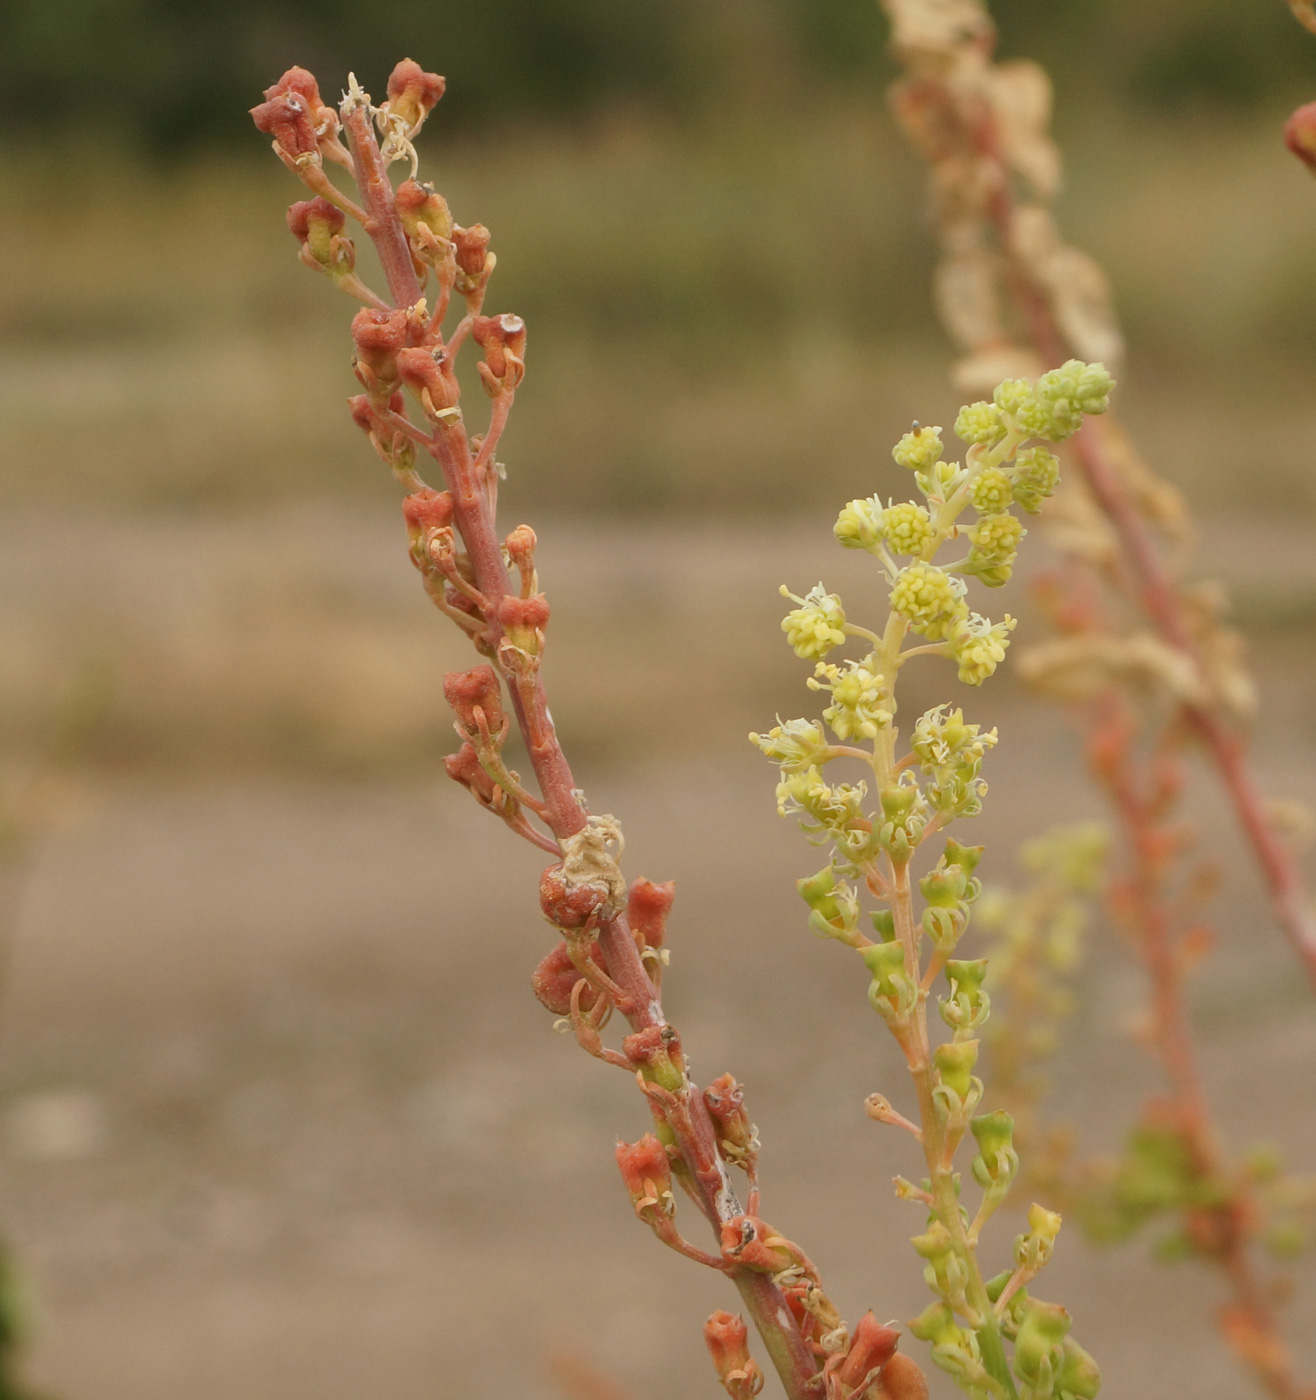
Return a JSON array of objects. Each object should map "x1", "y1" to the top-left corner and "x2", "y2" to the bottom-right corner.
[
  {"x1": 385, "y1": 58, "x2": 446, "y2": 133},
  {"x1": 1284, "y1": 101, "x2": 1316, "y2": 174},
  {"x1": 396, "y1": 345, "x2": 459, "y2": 414},
  {"x1": 835, "y1": 1312, "x2": 900, "y2": 1390},
  {"x1": 351, "y1": 307, "x2": 409, "y2": 389},
  {"x1": 402, "y1": 488, "x2": 455, "y2": 532},
  {"x1": 443, "y1": 665, "x2": 503, "y2": 734},
  {"x1": 504, "y1": 524, "x2": 537, "y2": 571},
  {"x1": 616, "y1": 1132, "x2": 674, "y2": 1222},
  {"x1": 497, "y1": 593, "x2": 550, "y2": 655},
  {"x1": 453, "y1": 224, "x2": 492, "y2": 279},
  {"x1": 395, "y1": 178, "x2": 454, "y2": 245},
  {"x1": 627, "y1": 877, "x2": 675, "y2": 949},
  {"x1": 531, "y1": 939, "x2": 606, "y2": 1015},
  {"x1": 934, "y1": 1039, "x2": 979, "y2": 1099}
]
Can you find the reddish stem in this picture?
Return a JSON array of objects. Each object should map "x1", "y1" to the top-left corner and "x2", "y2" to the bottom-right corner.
[
  {"x1": 1091, "y1": 698, "x2": 1305, "y2": 1400},
  {"x1": 339, "y1": 116, "x2": 823, "y2": 1400},
  {"x1": 341, "y1": 100, "x2": 424, "y2": 310},
  {"x1": 969, "y1": 93, "x2": 1316, "y2": 993}
]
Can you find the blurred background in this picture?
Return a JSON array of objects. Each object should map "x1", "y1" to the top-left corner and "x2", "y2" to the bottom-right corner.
[{"x1": 3, "y1": 1, "x2": 1316, "y2": 1396}]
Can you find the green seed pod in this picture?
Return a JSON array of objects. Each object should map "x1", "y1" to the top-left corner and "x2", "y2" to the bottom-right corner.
[
  {"x1": 970, "y1": 1110, "x2": 1017, "y2": 1187},
  {"x1": 934, "y1": 1039, "x2": 979, "y2": 1099},
  {"x1": 798, "y1": 866, "x2": 839, "y2": 918},
  {"x1": 944, "y1": 838, "x2": 984, "y2": 875},
  {"x1": 1013, "y1": 1300, "x2": 1071, "y2": 1387},
  {"x1": 1056, "y1": 1338, "x2": 1102, "y2": 1399},
  {"x1": 921, "y1": 864, "x2": 967, "y2": 909},
  {"x1": 870, "y1": 908, "x2": 897, "y2": 942}
]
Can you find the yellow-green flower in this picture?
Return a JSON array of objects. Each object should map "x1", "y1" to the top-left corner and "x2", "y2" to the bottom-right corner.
[
  {"x1": 970, "y1": 466, "x2": 1014, "y2": 515},
  {"x1": 834, "y1": 497, "x2": 882, "y2": 551},
  {"x1": 954, "y1": 400, "x2": 1008, "y2": 447},
  {"x1": 809, "y1": 659, "x2": 891, "y2": 740},
  {"x1": 892, "y1": 424, "x2": 944, "y2": 472},
  {"x1": 890, "y1": 562, "x2": 967, "y2": 640},
  {"x1": 881, "y1": 501, "x2": 935, "y2": 556},
  {"x1": 966, "y1": 513, "x2": 1025, "y2": 586},
  {"x1": 950, "y1": 612, "x2": 1017, "y2": 686},
  {"x1": 780, "y1": 583, "x2": 846, "y2": 659},
  {"x1": 1010, "y1": 446, "x2": 1061, "y2": 514},
  {"x1": 749, "y1": 716, "x2": 829, "y2": 771}
]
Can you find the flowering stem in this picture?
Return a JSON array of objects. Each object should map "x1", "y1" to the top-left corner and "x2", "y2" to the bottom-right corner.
[
  {"x1": 321, "y1": 95, "x2": 824, "y2": 1397},
  {"x1": 341, "y1": 95, "x2": 424, "y2": 310},
  {"x1": 891, "y1": 859, "x2": 1019, "y2": 1399}
]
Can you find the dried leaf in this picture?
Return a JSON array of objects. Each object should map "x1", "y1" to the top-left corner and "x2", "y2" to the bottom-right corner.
[
  {"x1": 880, "y1": 0, "x2": 994, "y2": 56},
  {"x1": 987, "y1": 60, "x2": 1062, "y2": 197},
  {"x1": 934, "y1": 245, "x2": 1005, "y2": 350}
]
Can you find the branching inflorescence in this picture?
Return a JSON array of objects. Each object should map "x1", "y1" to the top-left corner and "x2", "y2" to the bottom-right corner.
[
  {"x1": 253, "y1": 58, "x2": 931, "y2": 1400},
  {"x1": 753, "y1": 363, "x2": 1111, "y2": 1400},
  {"x1": 875, "y1": 4, "x2": 1316, "y2": 1397}
]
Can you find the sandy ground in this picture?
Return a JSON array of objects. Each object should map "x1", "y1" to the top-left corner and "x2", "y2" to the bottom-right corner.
[{"x1": 2, "y1": 510, "x2": 1316, "y2": 1399}]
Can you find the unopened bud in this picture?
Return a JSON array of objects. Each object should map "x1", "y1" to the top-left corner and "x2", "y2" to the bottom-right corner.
[
  {"x1": 970, "y1": 1110, "x2": 1017, "y2": 1188},
  {"x1": 386, "y1": 58, "x2": 446, "y2": 133}
]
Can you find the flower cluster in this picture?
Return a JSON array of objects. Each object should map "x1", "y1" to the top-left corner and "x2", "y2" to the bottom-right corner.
[{"x1": 753, "y1": 366, "x2": 1113, "y2": 1400}]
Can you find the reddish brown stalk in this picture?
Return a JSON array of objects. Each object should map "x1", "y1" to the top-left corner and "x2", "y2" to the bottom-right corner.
[
  {"x1": 1089, "y1": 697, "x2": 1307, "y2": 1400},
  {"x1": 971, "y1": 93, "x2": 1316, "y2": 993},
  {"x1": 342, "y1": 98, "x2": 423, "y2": 310},
  {"x1": 318, "y1": 68, "x2": 827, "y2": 1400}
]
